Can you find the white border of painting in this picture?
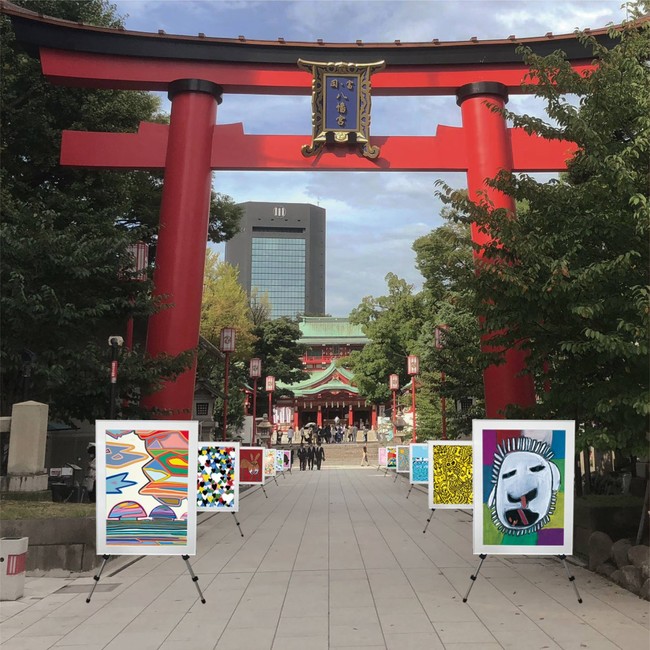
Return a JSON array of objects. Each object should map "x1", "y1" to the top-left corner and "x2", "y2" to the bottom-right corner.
[
  {"x1": 427, "y1": 440, "x2": 473, "y2": 510},
  {"x1": 409, "y1": 443, "x2": 428, "y2": 485},
  {"x1": 196, "y1": 441, "x2": 240, "y2": 513},
  {"x1": 96, "y1": 419, "x2": 198, "y2": 556},
  {"x1": 472, "y1": 419, "x2": 575, "y2": 556}
]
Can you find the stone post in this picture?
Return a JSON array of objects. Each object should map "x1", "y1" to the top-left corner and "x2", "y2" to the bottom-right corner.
[{"x1": 5, "y1": 401, "x2": 49, "y2": 493}]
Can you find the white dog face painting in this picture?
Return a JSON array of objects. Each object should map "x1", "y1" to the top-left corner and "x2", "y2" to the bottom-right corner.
[
  {"x1": 472, "y1": 419, "x2": 575, "y2": 556},
  {"x1": 488, "y1": 437, "x2": 561, "y2": 535}
]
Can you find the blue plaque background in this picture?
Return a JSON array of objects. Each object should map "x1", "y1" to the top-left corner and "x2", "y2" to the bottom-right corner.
[{"x1": 324, "y1": 75, "x2": 359, "y2": 131}]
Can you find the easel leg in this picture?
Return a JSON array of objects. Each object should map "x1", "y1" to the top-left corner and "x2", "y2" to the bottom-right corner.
[
  {"x1": 182, "y1": 554, "x2": 206, "y2": 604},
  {"x1": 393, "y1": 471, "x2": 399, "y2": 483},
  {"x1": 231, "y1": 512, "x2": 244, "y2": 538},
  {"x1": 86, "y1": 554, "x2": 110, "y2": 603},
  {"x1": 463, "y1": 553, "x2": 487, "y2": 603},
  {"x1": 261, "y1": 485, "x2": 268, "y2": 498},
  {"x1": 422, "y1": 508, "x2": 436, "y2": 534},
  {"x1": 274, "y1": 476, "x2": 279, "y2": 487},
  {"x1": 281, "y1": 470, "x2": 286, "y2": 480},
  {"x1": 558, "y1": 554, "x2": 583, "y2": 604},
  {"x1": 406, "y1": 484, "x2": 414, "y2": 499}
]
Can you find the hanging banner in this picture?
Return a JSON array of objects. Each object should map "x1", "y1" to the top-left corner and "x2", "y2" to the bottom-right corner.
[
  {"x1": 472, "y1": 420, "x2": 575, "y2": 556},
  {"x1": 96, "y1": 420, "x2": 198, "y2": 556},
  {"x1": 196, "y1": 442, "x2": 239, "y2": 512},
  {"x1": 428, "y1": 440, "x2": 473, "y2": 510},
  {"x1": 240, "y1": 446, "x2": 266, "y2": 485}
]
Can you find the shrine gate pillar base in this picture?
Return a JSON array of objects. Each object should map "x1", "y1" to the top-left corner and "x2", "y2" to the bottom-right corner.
[
  {"x1": 142, "y1": 79, "x2": 222, "y2": 418},
  {"x1": 457, "y1": 82, "x2": 536, "y2": 418}
]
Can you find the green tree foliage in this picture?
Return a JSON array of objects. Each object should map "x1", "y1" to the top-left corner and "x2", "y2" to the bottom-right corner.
[
  {"x1": 252, "y1": 317, "x2": 308, "y2": 414},
  {"x1": 1, "y1": 0, "x2": 242, "y2": 420},
  {"x1": 413, "y1": 220, "x2": 486, "y2": 437},
  {"x1": 345, "y1": 273, "x2": 429, "y2": 409},
  {"x1": 199, "y1": 251, "x2": 256, "y2": 435},
  {"x1": 437, "y1": 8, "x2": 649, "y2": 453}
]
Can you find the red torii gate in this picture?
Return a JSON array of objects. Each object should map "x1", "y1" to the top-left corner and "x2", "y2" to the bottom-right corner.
[{"x1": 3, "y1": 2, "x2": 616, "y2": 419}]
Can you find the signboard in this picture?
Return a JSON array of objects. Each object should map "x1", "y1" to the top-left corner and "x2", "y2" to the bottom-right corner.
[
  {"x1": 386, "y1": 446, "x2": 397, "y2": 469},
  {"x1": 96, "y1": 420, "x2": 197, "y2": 556},
  {"x1": 297, "y1": 59, "x2": 385, "y2": 159},
  {"x1": 472, "y1": 420, "x2": 575, "y2": 556},
  {"x1": 264, "y1": 449, "x2": 277, "y2": 477},
  {"x1": 378, "y1": 447, "x2": 387, "y2": 467}
]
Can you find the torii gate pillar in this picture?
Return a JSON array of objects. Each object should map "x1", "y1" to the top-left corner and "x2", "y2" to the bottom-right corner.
[
  {"x1": 457, "y1": 82, "x2": 536, "y2": 416},
  {"x1": 141, "y1": 79, "x2": 222, "y2": 417}
]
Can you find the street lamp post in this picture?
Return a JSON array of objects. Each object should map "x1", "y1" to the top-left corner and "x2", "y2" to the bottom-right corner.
[
  {"x1": 220, "y1": 328, "x2": 236, "y2": 441},
  {"x1": 407, "y1": 355, "x2": 419, "y2": 442},
  {"x1": 389, "y1": 374, "x2": 399, "y2": 438},
  {"x1": 265, "y1": 375, "x2": 275, "y2": 445},
  {"x1": 250, "y1": 358, "x2": 262, "y2": 445},
  {"x1": 435, "y1": 325, "x2": 448, "y2": 440}
]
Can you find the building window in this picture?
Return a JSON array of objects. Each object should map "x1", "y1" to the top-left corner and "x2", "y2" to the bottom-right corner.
[
  {"x1": 273, "y1": 206, "x2": 286, "y2": 217},
  {"x1": 195, "y1": 402, "x2": 209, "y2": 416}
]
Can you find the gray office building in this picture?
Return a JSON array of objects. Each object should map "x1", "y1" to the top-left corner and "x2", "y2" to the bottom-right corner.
[{"x1": 225, "y1": 202, "x2": 326, "y2": 319}]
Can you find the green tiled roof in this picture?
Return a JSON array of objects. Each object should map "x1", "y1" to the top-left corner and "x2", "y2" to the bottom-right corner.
[
  {"x1": 277, "y1": 361, "x2": 358, "y2": 396},
  {"x1": 299, "y1": 317, "x2": 369, "y2": 345}
]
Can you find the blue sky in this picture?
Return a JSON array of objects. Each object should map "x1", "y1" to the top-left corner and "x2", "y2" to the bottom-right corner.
[{"x1": 112, "y1": 0, "x2": 628, "y2": 316}]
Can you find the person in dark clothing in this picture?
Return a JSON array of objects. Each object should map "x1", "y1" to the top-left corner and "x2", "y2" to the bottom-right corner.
[
  {"x1": 297, "y1": 444, "x2": 307, "y2": 471},
  {"x1": 315, "y1": 444, "x2": 326, "y2": 470},
  {"x1": 307, "y1": 444, "x2": 315, "y2": 470}
]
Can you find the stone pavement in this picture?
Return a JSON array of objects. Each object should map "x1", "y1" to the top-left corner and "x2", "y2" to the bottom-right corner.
[{"x1": 1, "y1": 467, "x2": 648, "y2": 650}]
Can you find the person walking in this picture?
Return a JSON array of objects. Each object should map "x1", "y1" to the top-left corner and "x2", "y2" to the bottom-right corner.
[
  {"x1": 360, "y1": 445, "x2": 369, "y2": 466},
  {"x1": 297, "y1": 444, "x2": 307, "y2": 471},
  {"x1": 307, "y1": 444, "x2": 315, "y2": 470},
  {"x1": 287, "y1": 425, "x2": 294, "y2": 445},
  {"x1": 315, "y1": 443, "x2": 326, "y2": 470}
]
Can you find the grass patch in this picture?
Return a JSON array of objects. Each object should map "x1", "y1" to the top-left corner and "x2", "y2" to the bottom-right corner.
[{"x1": 0, "y1": 500, "x2": 95, "y2": 520}]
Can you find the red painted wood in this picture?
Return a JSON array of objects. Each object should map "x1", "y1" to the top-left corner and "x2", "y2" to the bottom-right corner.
[
  {"x1": 460, "y1": 91, "x2": 536, "y2": 417},
  {"x1": 140, "y1": 89, "x2": 217, "y2": 417},
  {"x1": 61, "y1": 123, "x2": 576, "y2": 172},
  {"x1": 40, "y1": 48, "x2": 596, "y2": 95}
]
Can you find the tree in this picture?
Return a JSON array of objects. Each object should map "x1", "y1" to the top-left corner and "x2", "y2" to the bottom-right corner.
[
  {"x1": 344, "y1": 274, "x2": 434, "y2": 428},
  {"x1": 199, "y1": 251, "x2": 256, "y2": 436},
  {"x1": 413, "y1": 220, "x2": 486, "y2": 437},
  {"x1": 252, "y1": 317, "x2": 308, "y2": 415},
  {"x1": 1, "y1": 0, "x2": 242, "y2": 420},
  {"x1": 437, "y1": 7, "x2": 649, "y2": 453}
]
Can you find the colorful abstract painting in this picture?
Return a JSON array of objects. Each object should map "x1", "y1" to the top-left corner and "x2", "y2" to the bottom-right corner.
[
  {"x1": 428, "y1": 440, "x2": 473, "y2": 510},
  {"x1": 240, "y1": 447, "x2": 265, "y2": 485},
  {"x1": 409, "y1": 443, "x2": 428, "y2": 484},
  {"x1": 264, "y1": 449, "x2": 277, "y2": 477},
  {"x1": 472, "y1": 420, "x2": 575, "y2": 556},
  {"x1": 397, "y1": 445, "x2": 410, "y2": 473},
  {"x1": 196, "y1": 443, "x2": 239, "y2": 512},
  {"x1": 386, "y1": 446, "x2": 397, "y2": 469},
  {"x1": 378, "y1": 447, "x2": 387, "y2": 467},
  {"x1": 283, "y1": 450, "x2": 292, "y2": 471},
  {"x1": 275, "y1": 449, "x2": 285, "y2": 472},
  {"x1": 96, "y1": 420, "x2": 197, "y2": 556}
]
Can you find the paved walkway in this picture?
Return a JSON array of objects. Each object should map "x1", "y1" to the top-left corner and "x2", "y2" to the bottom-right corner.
[{"x1": 1, "y1": 467, "x2": 648, "y2": 649}]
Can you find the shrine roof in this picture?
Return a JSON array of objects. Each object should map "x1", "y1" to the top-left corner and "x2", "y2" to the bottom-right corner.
[
  {"x1": 1, "y1": 0, "x2": 627, "y2": 68},
  {"x1": 299, "y1": 317, "x2": 369, "y2": 346},
  {"x1": 277, "y1": 361, "x2": 357, "y2": 395}
]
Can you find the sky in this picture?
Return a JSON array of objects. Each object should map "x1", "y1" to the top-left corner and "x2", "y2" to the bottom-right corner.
[{"x1": 111, "y1": 0, "x2": 628, "y2": 316}]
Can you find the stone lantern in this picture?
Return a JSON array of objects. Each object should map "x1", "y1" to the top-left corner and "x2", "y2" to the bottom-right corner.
[{"x1": 256, "y1": 413, "x2": 273, "y2": 448}]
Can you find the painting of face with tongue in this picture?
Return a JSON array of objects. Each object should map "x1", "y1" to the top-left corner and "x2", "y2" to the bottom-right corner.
[{"x1": 488, "y1": 438, "x2": 561, "y2": 536}]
